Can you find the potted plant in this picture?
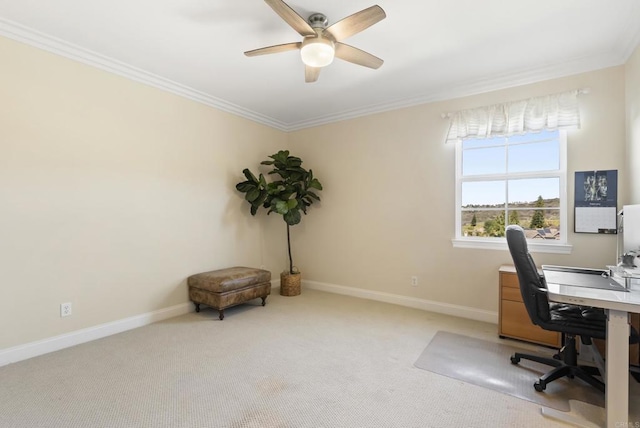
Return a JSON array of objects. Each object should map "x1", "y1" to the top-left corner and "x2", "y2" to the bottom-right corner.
[{"x1": 235, "y1": 150, "x2": 323, "y2": 296}]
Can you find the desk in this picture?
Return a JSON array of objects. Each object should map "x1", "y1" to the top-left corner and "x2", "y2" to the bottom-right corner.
[{"x1": 544, "y1": 269, "x2": 640, "y2": 428}]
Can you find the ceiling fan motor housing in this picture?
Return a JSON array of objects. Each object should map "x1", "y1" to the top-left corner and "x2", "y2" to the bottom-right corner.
[
  {"x1": 301, "y1": 13, "x2": 334, "y2": 68},
  {"x1": 308, "y1": 13, "x2": 328, "y2": 29}
]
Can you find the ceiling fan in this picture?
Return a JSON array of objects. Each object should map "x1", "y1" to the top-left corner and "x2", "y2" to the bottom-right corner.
[{"x1": 244, "y1": 0, "x2": 386, "y2": 83}]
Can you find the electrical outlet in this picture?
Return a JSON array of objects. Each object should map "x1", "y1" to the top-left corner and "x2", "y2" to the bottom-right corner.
[
  {"x1": 60, "y1": 302, "x2": 72, "y2": 317},
  {"x1": 411, "y1": 276, "x2": 418, "y2": 286}
]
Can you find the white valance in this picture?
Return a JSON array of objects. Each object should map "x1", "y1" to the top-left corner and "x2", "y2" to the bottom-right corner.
[{"x1": 445, "y1": 89, "x2": 584, "y2": 143}]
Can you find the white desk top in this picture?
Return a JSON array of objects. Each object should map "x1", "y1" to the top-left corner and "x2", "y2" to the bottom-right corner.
[{"x1": 546, "y1": 281, "x2": 640, "y2": 313}]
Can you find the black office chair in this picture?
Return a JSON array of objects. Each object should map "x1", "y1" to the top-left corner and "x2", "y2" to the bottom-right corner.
[{"x1": 505, "y1": 225, "x2": 608, "y2": 392}]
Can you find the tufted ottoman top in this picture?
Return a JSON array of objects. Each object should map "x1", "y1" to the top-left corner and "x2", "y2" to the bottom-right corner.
[{"x1": 187, "y1": 266, "x2": 271, "y2": 293}]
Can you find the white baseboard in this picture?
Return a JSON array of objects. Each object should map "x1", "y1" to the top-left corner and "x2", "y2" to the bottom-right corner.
[
  {"x1": 0, "y1": 302, "x2": 193, "y2": 367},
  {"x1": 1, "y1": 279, "x2": 493, "y2": 367},
  {"x1": 303, "y1": 280, "x2": 498, "y2": 324}
]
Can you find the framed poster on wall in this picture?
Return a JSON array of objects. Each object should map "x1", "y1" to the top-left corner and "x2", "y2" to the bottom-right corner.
[{"x1": 574, "y1": 170, "x2": 618, "y2": 233}]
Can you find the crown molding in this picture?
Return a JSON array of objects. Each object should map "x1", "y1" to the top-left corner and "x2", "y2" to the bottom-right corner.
[
  {"x1": 286, "y1": 50, "x2": 627, "y2": 131},
  {"x1": 0, "y1": 18, "x2": 289, "y2": 132},
  {"x1": 0, "y1": 17, "x2": 634, "y2": 133}
]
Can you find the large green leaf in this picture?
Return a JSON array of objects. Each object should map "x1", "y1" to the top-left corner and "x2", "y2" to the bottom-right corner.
[
  {"x1": 306, "y1": 191, "x2": 320, "y2": 201},
  {"x1": 286, "y1": 157, "x2": 302, "y2": 167},
  {"x1": 309, "y1": 178, "x2": 322, "y2": 190},
  {"x1": 267, "y1": 180, "x2": 283, "y2": 189},
  {"x1": 242, "y1": 168, "x2": 258, "y2": 183},
  {"x1": 271, "y1": 150, "x2": 290, "y2": 164},
  {"x1": 253, "y1": 190, "x2": 267, "y2": 207},
  {"x1": 275, "y1": 199, "x2": 289, "y2": 214},
  {"x1": 284, "y1": 209, "x2": 302, "y2": 225},
  {"x1": 287, "y1": 199, "x2": 298, "y2": 209},
  {"x1": 287, "y1": 166, "x2": 306, "y2": 173},
  {"x1": 236, "y1": 181, "x2": 255, "y2": 192},
  {"x1": 287, "y1": 172, "x2": 304, "y2": 182},
  {"x1": 268, "y1": 187, "x2": 289, "y2": 198},
  {"x1": 246, "y1": 188, "x2": 260, "y2": 202}
]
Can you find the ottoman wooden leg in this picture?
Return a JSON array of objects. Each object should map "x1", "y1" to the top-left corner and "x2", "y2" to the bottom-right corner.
[
  {"x1": 219, "y1": 310, "x2": 224, "y2": 320},
  {"x1": 261, "y1": 296, "x2": 267, "y2": 306},
  {"x1": 195, "y1": 303, "x2": 200, "y2": 313}
]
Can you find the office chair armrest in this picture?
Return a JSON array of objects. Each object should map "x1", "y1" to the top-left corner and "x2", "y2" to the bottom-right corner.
[{"x1": 534, "y1": 275, "x2": 549, "y2": 294}]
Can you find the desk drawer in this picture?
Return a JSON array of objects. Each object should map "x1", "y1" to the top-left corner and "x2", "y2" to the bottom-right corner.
[
  {"x1": 501, "y1": 272, "x2": 519, "y2": 288},
  {"x1": 502, "y1": 286, "x2": 522, "y2": 302},
  {"x1": 500, "y1": 300, "x2": 561, "y2": 347}
]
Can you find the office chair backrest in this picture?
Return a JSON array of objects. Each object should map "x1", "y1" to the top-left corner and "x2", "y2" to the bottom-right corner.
[{"x1": 505, "y1": 225, "x2": 551, "y2": 324}]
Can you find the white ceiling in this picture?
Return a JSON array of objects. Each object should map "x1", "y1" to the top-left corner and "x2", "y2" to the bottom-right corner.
[{"x1": 1, "y1": 1, "x2": 639, "y2": 131}]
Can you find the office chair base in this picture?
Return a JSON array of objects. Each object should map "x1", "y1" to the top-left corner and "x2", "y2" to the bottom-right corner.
[{"x1": 511, "y1": 352, "x2": 604, "y2": 393}]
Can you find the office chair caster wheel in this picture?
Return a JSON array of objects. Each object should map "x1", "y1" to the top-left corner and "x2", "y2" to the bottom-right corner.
[
  {"x1": 510, "y1": 356, "x2": 520, "y2": 364},
  {"x1": 534, "y1": 381, "x2": 546, "y2": 392}
]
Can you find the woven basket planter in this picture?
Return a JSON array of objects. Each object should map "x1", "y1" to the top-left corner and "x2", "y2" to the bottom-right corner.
[{"x1": 280, "y1": 272, "x2": 301, "y2": 296}]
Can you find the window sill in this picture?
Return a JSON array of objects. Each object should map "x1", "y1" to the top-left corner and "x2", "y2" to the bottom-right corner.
[{"x1": 451, "y1": 238, "x2": 572, "y2": 254}]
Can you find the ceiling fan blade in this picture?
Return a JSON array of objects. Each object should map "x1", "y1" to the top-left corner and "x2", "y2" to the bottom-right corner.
[
  {"x1": 244, "y1": 42, "x2": 301, "y2": 57},
  {"x1": 305, "y1": 65, "x2": 321, "y2": 83},
  {"x1": 334, "y1": 43, "x2": 384, "y2": 69},
  {"x1": 323, "y1": 5, "x2": 386, "y2": 41},
  {"x1": 264, "y1": 0, "x2": 316, "y2": 37}
]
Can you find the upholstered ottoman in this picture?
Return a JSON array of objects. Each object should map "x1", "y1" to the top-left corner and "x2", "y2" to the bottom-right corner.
[{"x1": 188, "y1": 267, "x2": 271, "y2": 320}]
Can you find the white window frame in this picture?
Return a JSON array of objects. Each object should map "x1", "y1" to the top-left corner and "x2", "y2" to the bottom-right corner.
[{"x1": 451, "y1": 130, "x2": 572, "y2": 254}]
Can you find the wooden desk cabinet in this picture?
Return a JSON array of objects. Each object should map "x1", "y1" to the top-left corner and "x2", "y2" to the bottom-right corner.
[
  {"x1": 499, "y1": 265, "x2": 640, "y2": 365},
  {"x1": 499, "y1": 265, "x2": 562, "y2": 348}
]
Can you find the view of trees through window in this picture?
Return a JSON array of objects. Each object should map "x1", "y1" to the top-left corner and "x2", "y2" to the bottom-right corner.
[
  {"x1": 458, "y1": 130, "x2": 563, "y2": 241},
  {"x1": 461, "y1": 195, "x2": 560, "y2": 239}
]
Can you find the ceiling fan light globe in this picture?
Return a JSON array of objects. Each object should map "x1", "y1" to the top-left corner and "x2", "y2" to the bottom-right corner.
[{"x1": 300, "y1": 38, "x2": 335, "y2": 68}]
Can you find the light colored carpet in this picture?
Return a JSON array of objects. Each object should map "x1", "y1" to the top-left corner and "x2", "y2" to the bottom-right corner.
[
  {"x1": 0, "y1": 288, "x2": 621, "y2": 427},
  {"x1": 414, "y1": 331, "x2": 604, "y2": 412}
]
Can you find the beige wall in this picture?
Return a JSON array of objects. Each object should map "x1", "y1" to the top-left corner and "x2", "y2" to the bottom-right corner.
[
  {"x1": 1, "y1": 32, "x2": 636, "y2": 352},
  {"x1": 0, "y1": 36, "x2": 288, "y2": 349},
  {"x1": 288, "y1": 66, "x2": 627, "y2": 313},
  {"x1": 628, "y1": 44, "x2": 640, "y2": 203}
]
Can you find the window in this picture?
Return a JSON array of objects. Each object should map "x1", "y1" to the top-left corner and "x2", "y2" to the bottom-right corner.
[{"x1": 453, "y1": 129, "x2": 570, "y2": 253}]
